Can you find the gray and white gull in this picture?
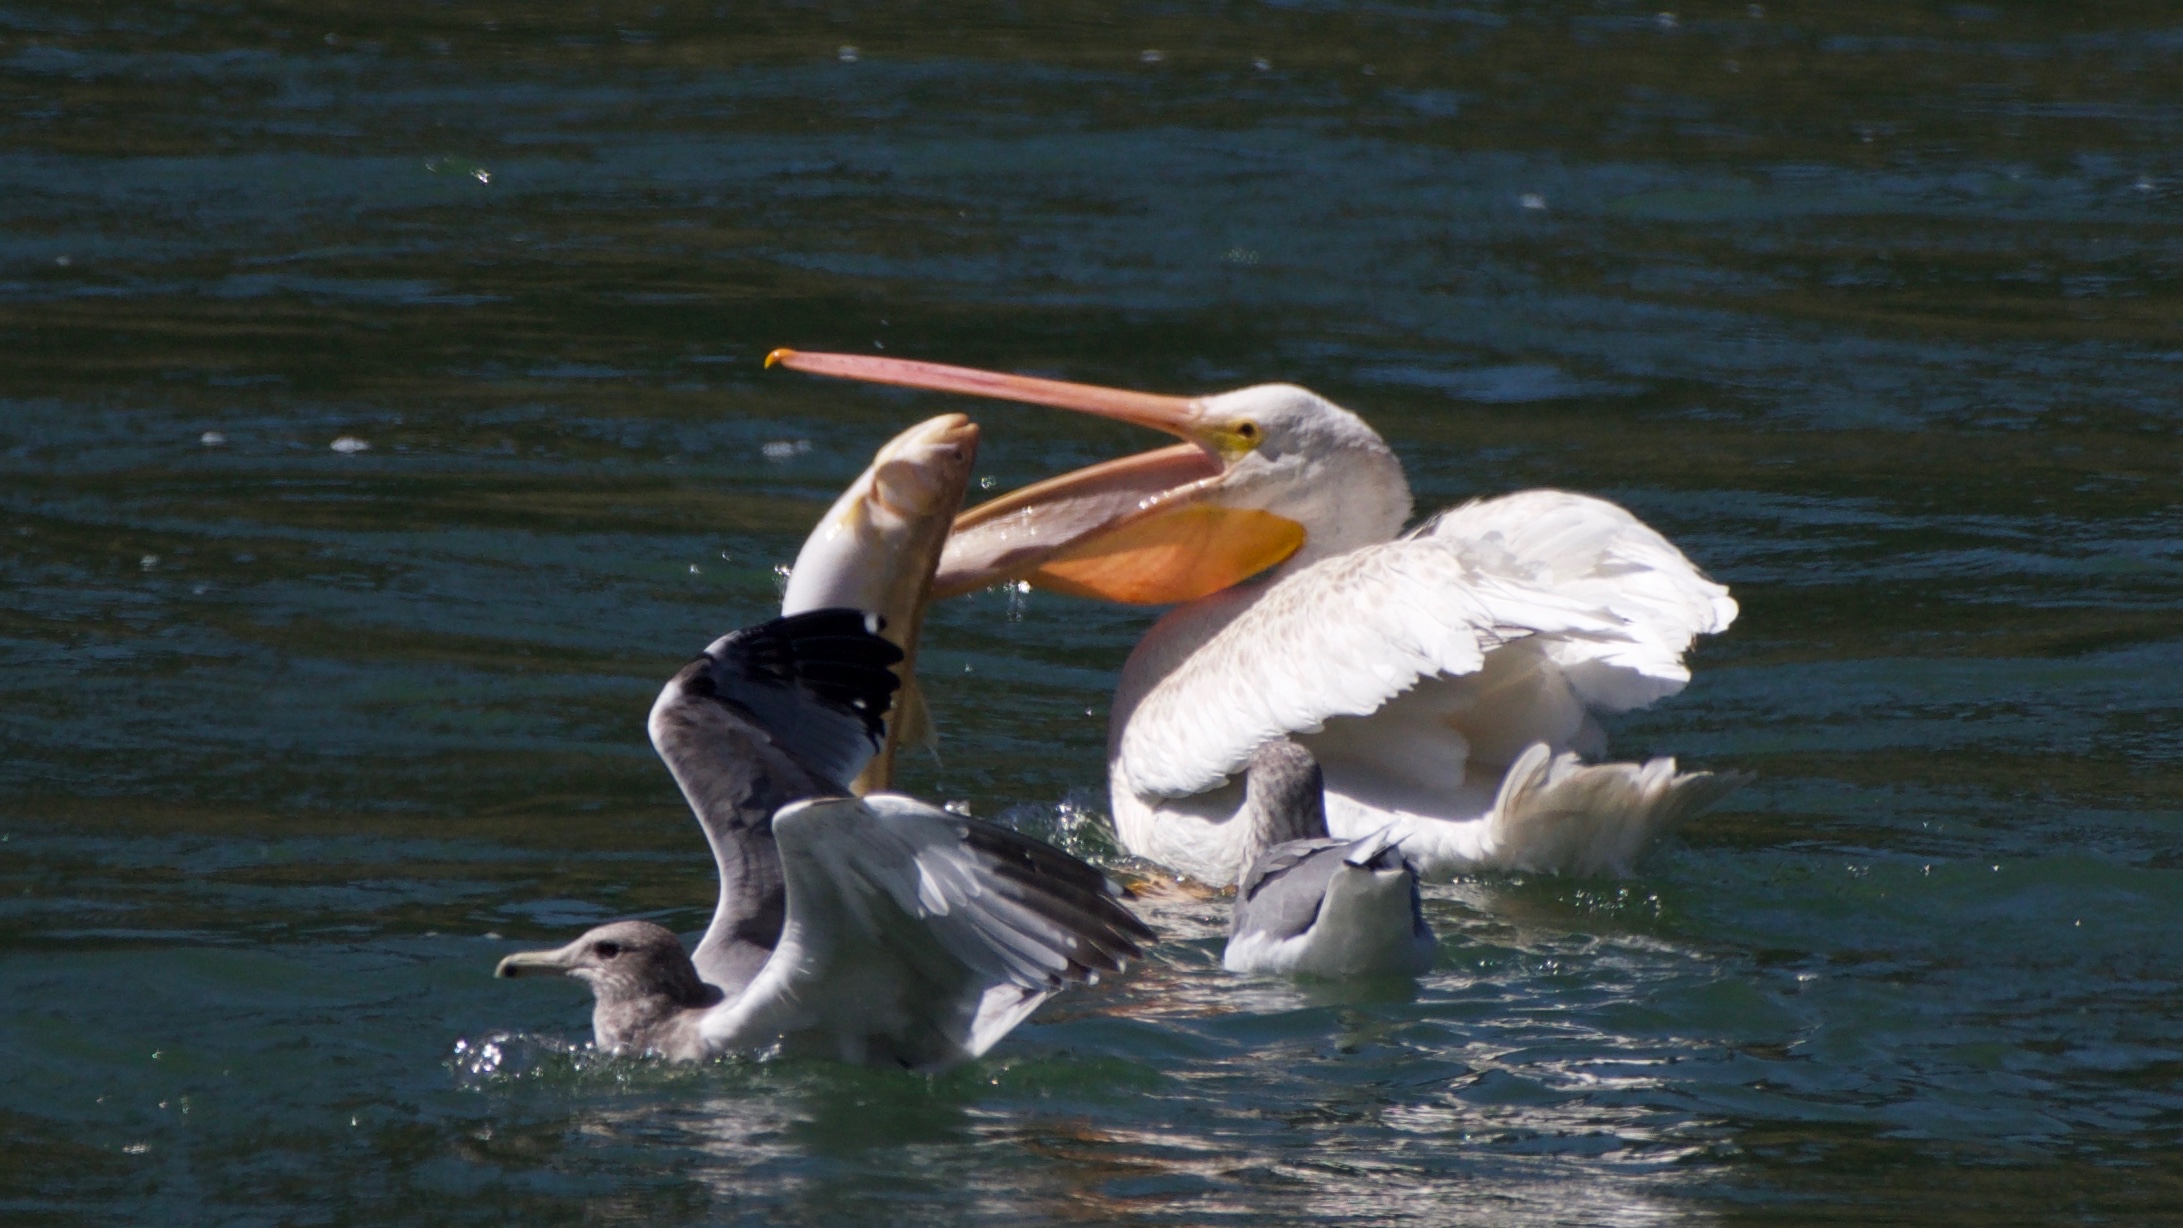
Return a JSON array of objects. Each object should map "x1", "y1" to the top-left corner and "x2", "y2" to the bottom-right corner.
[
  {"x1": 497, "y1": 608, "x2": 1154, "y2": 1069},
  {"x1": 1222, "y1": 740, "x2": 1436, "y2": 979}
]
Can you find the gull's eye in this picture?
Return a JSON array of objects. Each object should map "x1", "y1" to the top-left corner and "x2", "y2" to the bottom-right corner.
[
  {"x1": 1235, "y1": 420, "x2": 1260, "y2": 441},
  {"x1": 594, "y1": 941, "x2": 622, "y2": 959}
]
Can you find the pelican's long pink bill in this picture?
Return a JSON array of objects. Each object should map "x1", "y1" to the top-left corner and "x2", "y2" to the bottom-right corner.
[{"x1": 766, "y1": 349, "x2": 1203, "y2": 439}]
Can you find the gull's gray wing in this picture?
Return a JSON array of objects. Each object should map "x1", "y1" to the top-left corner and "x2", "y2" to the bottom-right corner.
[
  {"x1": 646, "y1": 609, "x2": 903, "y2": 994},
  {"x1": 1228, "y1": 837, "x2": 1354, "y2": 943},
  {"x1": 699, "y1": 793, "x2": 1155, "y2": 1070}
]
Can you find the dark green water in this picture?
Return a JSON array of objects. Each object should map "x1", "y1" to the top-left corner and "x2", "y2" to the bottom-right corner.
[{"x1": 4, "y1": 2, "x2": 2180, "y2": 1222}]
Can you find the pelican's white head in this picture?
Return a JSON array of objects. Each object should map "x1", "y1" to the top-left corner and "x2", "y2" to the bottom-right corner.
[{"x1": 1185, "y1": 382, "x2": 1412, "y2": 569}]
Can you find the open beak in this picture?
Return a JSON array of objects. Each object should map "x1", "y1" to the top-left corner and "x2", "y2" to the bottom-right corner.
[
  {"x1": 767, "y1": 350, "x2": 1303, "y2": 604},
  {"x1": 495, "y1": 943, "x2": 580, "y2": 979}
]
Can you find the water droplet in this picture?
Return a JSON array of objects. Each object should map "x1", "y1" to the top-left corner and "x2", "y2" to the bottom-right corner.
[
  {"x1": 139, "y1": 554, "x2": 160, "y2": 570},
  {"x1": 1253, "y1": 57, "x2": 1271, "y2": 71},
  {"x1": 473, "y1": 168, "x2": 491, "y2": 184},
  {"x1": 199, "y1": 430, "x2": 227, "y2": 447},
  {"x1": 979, "y1": 475, "x2": 996, "y2": 489},
  {"x1": 483, "y1": 931, "x2": 503, "y2": 940},
  {"x1": 838, "y1": 45, "x2": 858, "y2": 62},
  {"x1": 762, "y1": 439, "x2": 812, "y2": 461},
  {"x1": 1520, "y1": 194, "x2": 1547, "y2": 210},
  {"x1": 1140, "y1": 49, "x2": 1163, "y2": 64},
  {"x1": 329, "y1": 436, "x2": 370, "y2": 454},
  {"x1": 1656, "y1": 12, "x2": 1678, "y2": 28},
  {"x1": 688, "y1": 563, "x2": 701, "y2": 574},
  {"x1": 123, "y1": 1143, "x2": 149, "y2": 1155},
  {"x1": 53, "y1": 255, "x2": 70, "y2": 267}
]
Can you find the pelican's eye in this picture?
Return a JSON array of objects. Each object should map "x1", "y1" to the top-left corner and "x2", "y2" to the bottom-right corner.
[
  {"x1": 1219, "y1": 419, "x2": 1264, "y2": 455},
  {"x1": 594, "y1": 941, "x2": 622, "y2": 959}
]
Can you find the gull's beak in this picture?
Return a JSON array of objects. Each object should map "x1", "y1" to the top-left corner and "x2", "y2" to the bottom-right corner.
[
  {"x1": 768, "y1": 351, "x2": 1303, "y2": 604},
  {"x1": 779, "y1": 412, "x2": 980, "y2": 793},
  {"x1": 495, "y1": 942, "x2": 580, "y2": 978}
]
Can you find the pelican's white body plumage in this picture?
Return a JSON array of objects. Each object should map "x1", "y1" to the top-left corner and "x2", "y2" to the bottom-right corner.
[{"x1": 1109, "y1": 480, "x2": 1741, "y2": 885}]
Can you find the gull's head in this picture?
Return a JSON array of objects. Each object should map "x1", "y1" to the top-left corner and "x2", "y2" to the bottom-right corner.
[
  {"x1": 766, "y1": 351, "x2": 1411, "y2": 604},
  {"x1": 495, "y1": 920, "x2": 710, "y2": 1007}
]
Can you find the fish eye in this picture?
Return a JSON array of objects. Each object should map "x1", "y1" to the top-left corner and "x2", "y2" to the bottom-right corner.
[{"x1": 594, "y1": 941, "x2": 622, "y2": 959}]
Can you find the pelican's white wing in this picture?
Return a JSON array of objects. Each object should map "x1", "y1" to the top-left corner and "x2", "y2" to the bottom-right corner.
[
  {"x1": 1425, "y1": 488, "x2": 1739, "y2": 712},
  {"x1": 698, "y1": 794, "x2": 1151, "y2": 1070},
  {"x1": 1120, "y1": 490, "x2": 1735, "y2": 801}
]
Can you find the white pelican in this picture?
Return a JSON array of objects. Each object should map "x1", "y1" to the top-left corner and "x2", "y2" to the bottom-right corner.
[
  {"x1": 1221, "y1": 741, "x2": 1435, "y2": 979},
  {"x1": 767, "y1": 350, "x2": 1742, "y2": 887}
]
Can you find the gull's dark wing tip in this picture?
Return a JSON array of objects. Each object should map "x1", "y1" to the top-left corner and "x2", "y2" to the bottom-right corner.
[
  {"x1": 672, "y1": 608, "x2": 906, "y2": 789},
  {"x1": 956, "y1": 817, "x2": 1159, "y2": 973},
  {"x1": 714, "y1": 608, "x2": 904, "y2": 730}
]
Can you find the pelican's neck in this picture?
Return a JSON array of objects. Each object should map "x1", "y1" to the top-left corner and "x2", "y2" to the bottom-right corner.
[{"x1": 1108, "y1": 389, "x2": 1411, "y2": 784}]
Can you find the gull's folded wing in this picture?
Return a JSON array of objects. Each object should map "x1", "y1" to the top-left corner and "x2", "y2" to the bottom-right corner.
[
  {"x1": 699, "y1": 794, "x2": 1153, "y2": 1069},
  {"x1": 1229, "y1": 837, "x2": 1353, "y2": 943}
]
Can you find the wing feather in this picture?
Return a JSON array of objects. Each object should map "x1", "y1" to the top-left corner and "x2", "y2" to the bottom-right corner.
[
  {"x1": 701, "y1": 795, "x2": 1152, "y2": 1067},
  {"x1": 1120, "y1": 490, "x2": 1734, "y2": 801},
  {"x1": 647, "y1": 609, "x2": 905, "y2": 992}
]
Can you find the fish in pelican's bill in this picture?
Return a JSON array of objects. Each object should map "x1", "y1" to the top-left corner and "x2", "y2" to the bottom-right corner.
[
  {"x1": 768, "y1": 348, "x2": 1747, "y2": 893},
  {"x1": 778, "y1": 412, "x2": 979, "y2": 792}
]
